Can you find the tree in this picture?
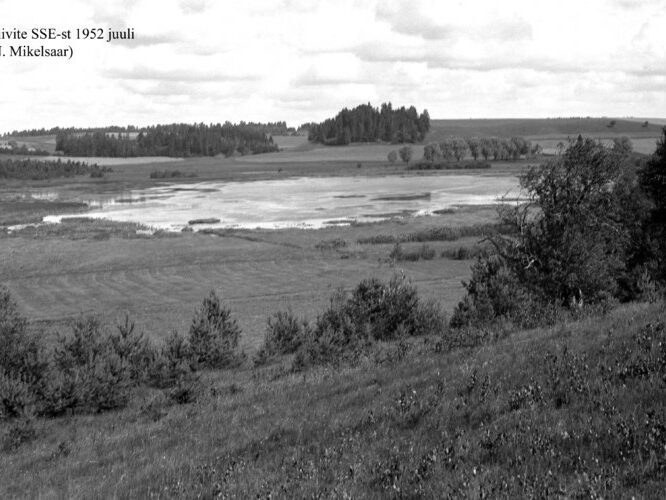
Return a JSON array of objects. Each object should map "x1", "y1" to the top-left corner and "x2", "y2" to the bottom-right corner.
[
  {"x1": 638, "y1": 127, "x2": 666, "y2": 283},
  {"x1": 466, "y1": 138, "x2": 481, "y2": 161},
  {"x1": 398, "y1": 145, "x2": 413, "y2": 163},
  {"x1": 387, "y1": 150, "x2": 398, "y2": 163},
  {"x1": 452, "y1": 138, "x2": 643, "y2": 327},
  {"x1": 188, "y1": 290, "x2": 242, "y2": 369},
  {"x1": 451, "y1": 138, "x2": 469, "y2": 162},
  {"x1": 423, "y1": 143, "x2": 442, "y2": 162},
  {"x1": 612, "y1": 136, "x2": 633, "y2": 156},
  {"x1": 497, "y1": 138, "x2": 630, "y2": 304}
]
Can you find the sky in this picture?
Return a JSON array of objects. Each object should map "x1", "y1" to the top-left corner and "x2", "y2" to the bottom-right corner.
[{"x1": 0, "y1": 0, "x2": 665, "y2": 131}]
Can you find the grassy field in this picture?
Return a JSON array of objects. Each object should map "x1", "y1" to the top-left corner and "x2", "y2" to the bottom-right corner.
[
  {"x1": 1, "y1": 206, "x2": 495, "y2": 352},
  {"x1": 1, "y1": 298, "x2": 663, "y2": 498},
  {"x1": 426, "y1": 117, "x2": 664, "y2": 140}
]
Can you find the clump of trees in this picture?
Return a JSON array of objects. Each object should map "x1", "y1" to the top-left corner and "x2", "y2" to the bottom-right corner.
[
  {"x1": 0, "y1": 288, "x2": 243, "y2": 427},
  {"x1": 55, "y1": 123, "x2": 280, "y2": 158},
  {"x1": 0, "y1": 158, "x2": 111, "y2": 180},
  {"x1": 451, "y1": 130, "x2": 666, "y2": 329},
  {"x1": 307, "y1": 102, "x2": 430, "y2": 145},
  {"x1": 291, "y1": 275, "x2": 445, "y2": 370},
  {"x1": 422, "y1": 136, "x2": 539, "y2": 163}
]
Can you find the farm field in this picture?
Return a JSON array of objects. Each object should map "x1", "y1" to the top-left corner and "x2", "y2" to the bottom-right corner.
[{"x1": 1, "y1": 203, "x2": 495, "y2": 352}]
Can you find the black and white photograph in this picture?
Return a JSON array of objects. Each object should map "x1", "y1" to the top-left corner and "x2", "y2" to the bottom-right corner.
[{"x1": 1, "y1": 0, "x2": 665, "y2": 497}]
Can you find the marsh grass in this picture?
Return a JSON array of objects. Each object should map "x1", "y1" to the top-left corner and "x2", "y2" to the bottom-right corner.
[
  {"x1": 3, "y1": 218, "x2": 170, "y2": 240},
  {"x1": 358, "y1": 222, "x2": 514, "y2": 245}
]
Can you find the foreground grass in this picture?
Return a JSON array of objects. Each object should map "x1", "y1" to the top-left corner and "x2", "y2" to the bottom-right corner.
[{"x1": 1, "y1": 301, "x2": 664, "y2": 498}]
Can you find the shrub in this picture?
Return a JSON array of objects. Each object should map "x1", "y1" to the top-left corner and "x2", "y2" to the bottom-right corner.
[
  {"x1": 450, "y1": 254, "x2": 531, "y2": 329},
  {"x1": 49, "y1": 316, "x2": 132, "y2": 414},
  {"x1": 0, "y1": 372, "x2": 35, "y2": 420},
  {"x1": 109, "y1": 314, "x2": 153, "y2": 384},
  {"x1": 256, "y1": 308, "x2": 306, "y2": 365},
  {"x1": 0, "y1": 287, "x2": 48, "y2": 389},
  {"x1": 188, "y1": 291, "x2": 243, "y2": 369},
  {"x1": 389, "y1": 243, "x2": 436, "y2": 262},
  {"x1": 147, "y1": 330, "x2": 195, "y2": 389},
  {"x1": 2, "y1": 414, "x2": 36, "y2": 451},
  {"x1": 350, "y1": 274, "x2": 420, "y2": 341},
  {"x1": 292, "y1": 275, "x2": 426, "y2": 369}
]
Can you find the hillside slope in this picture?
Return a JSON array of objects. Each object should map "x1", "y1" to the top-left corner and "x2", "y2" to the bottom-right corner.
[{"x1": 2, "y1": 301, "x2": 664, "y2": 498}]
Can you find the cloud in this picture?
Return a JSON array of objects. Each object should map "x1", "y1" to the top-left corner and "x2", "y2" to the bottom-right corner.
[
  {"x1": 107, "y1": 66, "x2": 259, "y2": 83},
  {"x1": 375, "y1": 2, "x2": 532, "y2": 42},
  {"x1": 179, "y1": 0, "x2": 209, "y2": 14},
  {"x1": 112, "y1": 31, "x2": 180, "y2": 47}
]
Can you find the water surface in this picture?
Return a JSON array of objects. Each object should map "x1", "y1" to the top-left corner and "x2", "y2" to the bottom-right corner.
[{"x1": 44, "y1": 174, "x2": 520, "y2": 230}]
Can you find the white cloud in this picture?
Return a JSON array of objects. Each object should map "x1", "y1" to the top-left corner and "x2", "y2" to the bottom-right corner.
[{"x1": 0, "y1": 0, "x2": 664, "y2": 131}]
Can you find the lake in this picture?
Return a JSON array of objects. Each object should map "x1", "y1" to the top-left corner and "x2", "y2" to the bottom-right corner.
[{"x1": 43, "y1": 174, "x2": 521, "y2": 230}]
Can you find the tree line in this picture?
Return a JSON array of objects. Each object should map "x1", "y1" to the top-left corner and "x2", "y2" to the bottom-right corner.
[
  {"x1": 0, "y1": 158, "x2": 110, "y2": 180},
  {"x1": 306, "y1": 102, "x2": 431, "y2": 145},
  {"x1": 55, "y1": 123, "x2": 280, "y2": 157},
  {"x1": 423, "y1": 137, "x2": 540, "y2": 162}
]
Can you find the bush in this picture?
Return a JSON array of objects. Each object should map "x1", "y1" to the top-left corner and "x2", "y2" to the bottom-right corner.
[
  {"x1": 109, "y1": 314, "x2": 153, "y2": 384},
  {"x1": 0, "y1": 287, "x2": 48, "y2": 390},
  {"x1": 255, "y1": 308, "x2": 306, "y2": 365},
  {"x1": 350, "y1": 275, "x2": 420, "y2": 341},
  {"x1": 389, "y1": 243, "x2": 436, "y2": 262},
  {"x1": 147, "y1": 330, "x2": 196, "y2": 389},
  {"x1": 2, "y1": 415, "x2": 36, "y2": 451},
  {"x1": 0, "y1": 372, "x2": 36, "y2": 420},
  {"x1": 292, "y1": 275, "x2": 427, "y2": 369},
  {"x1": 188, "y1": 291, "x2": 243, "y2": 369},
  {"x1": 450, "y1": 254, "x2": 531, "y2": 329},
  {"x1": 49, "y1": 316, "x2": 132, "y2": 415}
]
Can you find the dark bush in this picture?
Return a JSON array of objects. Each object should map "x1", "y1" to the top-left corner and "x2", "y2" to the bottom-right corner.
[
  {"x1": 147, "y1": 330, "x2": 195, "y2": 389},
  {"x1": 389, "y1": 243, "x2": 436, "y2": 262},
  {"x1": 49, "y1": 316, "x2": 132, "y2": 414},
  {"x1": 292, "y1": 275, "x2": 427, "y2": 369},
  {"x1": 0, "y1": 372, "x2": 35, "y2": 420},
  {"x1": 109, "y1": 314, "x2": 153, "y2": 384},
  {"x1": 255, "y1": 308, "x2": 306, "y2": 365},
  {"x1": 188, "y1": 291, "x2": 243, "y2": 369},
  {"x1": 2, "y1": 415, "x2": 36, "y2": 451}
]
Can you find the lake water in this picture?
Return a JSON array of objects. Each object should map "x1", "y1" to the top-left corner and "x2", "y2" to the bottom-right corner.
[{"x1": 43, "y1": 174, "x2": 521, "y2": 231}]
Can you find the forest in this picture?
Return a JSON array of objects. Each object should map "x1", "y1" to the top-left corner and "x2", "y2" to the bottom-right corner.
[
  {"x1": 55, "y1": 123, "x2": 280, "y2": 157},
  {"x1": 306, "y1": 102, "x2": 431, "y2": 145}
]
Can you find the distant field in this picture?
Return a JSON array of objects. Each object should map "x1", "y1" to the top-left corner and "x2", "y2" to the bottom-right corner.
[
  {"x1": 426, "y1": 117, "x2": 664, "y2": 140},
  {"x1": 31, "y1": 155, "x2": 184, "y2": 166},
  {"x1": 5, "y1": 134, "x2": 57, "y2": 153},
  {"x1": 534, "y1": 137, "x2": 660, "y2": 155}
]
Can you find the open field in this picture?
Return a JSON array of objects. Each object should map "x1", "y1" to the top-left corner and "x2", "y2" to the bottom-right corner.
[
  {"x1": 1, "y1": 206, "x2": 496, "y2": 352},
  {"x1": 426, "y1": 117, "x2": 664, "y2": 140}
]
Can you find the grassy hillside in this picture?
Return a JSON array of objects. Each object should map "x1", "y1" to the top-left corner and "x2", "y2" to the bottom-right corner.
[
  {"x1": 1, "y1": 300, "x2": 663, "y2": 498},
  {"x1": 426, "y1": 117, "x2": 664, "y2": 140}
]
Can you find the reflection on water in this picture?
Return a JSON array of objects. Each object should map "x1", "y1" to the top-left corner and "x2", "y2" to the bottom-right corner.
[{"x1": 44, "y1": 175, "x2": 521, "y2": 231}]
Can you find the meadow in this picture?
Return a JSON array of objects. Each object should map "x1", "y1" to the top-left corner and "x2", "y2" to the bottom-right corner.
[{"x1": 1, "y1": 118, "x2": 664, "y2": 497}]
